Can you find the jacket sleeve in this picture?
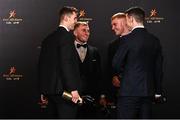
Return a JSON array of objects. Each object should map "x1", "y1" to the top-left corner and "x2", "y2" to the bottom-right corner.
[
  {"x1": 154, "y1": 38, "x2": 163, "y2": 94},
  {"x1": 112, "y1": 41, "x2": 129, "y2": 76},
  {"x1": 57, "y1": 34, "x2": 81, "y2": 93}
]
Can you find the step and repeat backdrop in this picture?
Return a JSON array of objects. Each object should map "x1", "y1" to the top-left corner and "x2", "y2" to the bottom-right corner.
[{"x1": 0, "y1": 0, "x2": 179, "y2": 118}]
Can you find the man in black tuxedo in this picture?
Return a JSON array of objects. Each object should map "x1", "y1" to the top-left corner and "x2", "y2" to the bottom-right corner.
[
  {"x1": 112, "y1": 7, "x2": 163, "y2": 118},
  {"x1": 108, "y1": 13, "x2": 130, "y2": 103},
  {"x1": 73, "y1": 21, "x2": 101, "y2": 118},
  {"x1": 38, "y1": 6, "x2": 82, "y2": 118}
]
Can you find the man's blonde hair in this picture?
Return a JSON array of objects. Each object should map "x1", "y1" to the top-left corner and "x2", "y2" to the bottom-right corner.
[{"x1": 111, "y1": 12, "x2": 126, "y2": 20}]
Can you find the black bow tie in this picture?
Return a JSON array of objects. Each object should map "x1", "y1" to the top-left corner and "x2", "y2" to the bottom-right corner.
[{"x1": 76, "y1": 44, "x2": 87, "y2": 48}]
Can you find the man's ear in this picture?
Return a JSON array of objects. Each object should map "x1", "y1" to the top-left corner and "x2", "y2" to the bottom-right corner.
[
  {"x1": 129, "y1": 16, "x2": 133, "y2": 23},
  {"x1": 64, "y1": 15, "x2": 68, "y2": 22},
  {"x1": 73, "y1": 30, "x2": 77, "y2": 36},
  {"x1": 131, "y1": 16, "x2": 136, "y2": 23}
]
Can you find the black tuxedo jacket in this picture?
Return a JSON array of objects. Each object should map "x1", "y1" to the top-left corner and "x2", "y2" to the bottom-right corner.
[
  {"x1": 108, "y1": 37, "x2": 127, "y2": 79},
  {"x1": 112, "y1": 28, "x2": 163, "y2": 96},
  {"x1": 107, "y1": 37, "x2": 127, "y2": 100},
  {"x1": 75, "y1": 45, "x2": 101, "y2": 98},
  {"x1": 38, "y1": 27, "x2": 81, "y2": 96}
]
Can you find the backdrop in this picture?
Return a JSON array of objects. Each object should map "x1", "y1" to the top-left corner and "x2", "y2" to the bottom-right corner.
[{"x1": 0, "y1": 0, "x2": 179, "y2": 118}]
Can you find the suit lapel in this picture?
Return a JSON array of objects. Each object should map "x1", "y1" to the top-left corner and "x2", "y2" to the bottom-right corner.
[
  {"x1": 74, "y1": 47, "x2": 82, "y2": 62},
  {"x1": 83, "y1": 46, "x2": 90, "y2": 63}
]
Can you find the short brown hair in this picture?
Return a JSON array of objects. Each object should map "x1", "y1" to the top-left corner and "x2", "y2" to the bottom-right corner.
[
  {"x1": 125, "y1": 6, "x2": 145, "y2": 23},
  {"x1": 111, "y1": 12, "x2": 126, "y2": 20},
  {"x1": 59, "y1": 6, "x2": 78, "y2": 21}
]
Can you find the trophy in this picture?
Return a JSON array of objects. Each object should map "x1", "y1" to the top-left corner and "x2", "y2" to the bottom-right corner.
[
  {"x1": 62, "y1": 91, "x2": 95, "y2": 106},
  {"x1": 62, "y1": 91, "x2": 83, "y2": 105}
]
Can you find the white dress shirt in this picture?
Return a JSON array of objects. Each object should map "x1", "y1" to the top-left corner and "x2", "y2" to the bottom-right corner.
[{"x1": 74, "y1": 40, "x2": 87, "y2": 62}]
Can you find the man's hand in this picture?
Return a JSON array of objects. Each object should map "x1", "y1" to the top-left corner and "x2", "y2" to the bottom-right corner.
[
  {"x1": 99, "y1": 95, "x2": 107, "y2": 107},
  {"x1": 112, "y1": 75, "x2": 120, "y2": 87},
  {"x1": 153, "y1": 93, "x2": 167, "y2": 104},
  {"x1": 155, "y1": 94, "x2": 161, "y2": 99},
  {"x1": 71, "y1": 90, "x2": 81, "y2": 104},
  {"x1": 40, "y1": 94, "x2": 48, "y2": 104}
]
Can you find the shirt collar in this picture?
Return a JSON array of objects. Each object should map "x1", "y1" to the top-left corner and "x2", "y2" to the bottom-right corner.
[
  {"x1": 59, "y1": 24, "x2": 69, "y2": 32},
  {"x1": 74, "y1": 40, "x2": 87, "y2": 46},
  {"x1": 119, "y1": 32, "x2": 130, "y2": 38},
  {"x1": 132, "y1": 25, "x2": 144, "y2": 31}
]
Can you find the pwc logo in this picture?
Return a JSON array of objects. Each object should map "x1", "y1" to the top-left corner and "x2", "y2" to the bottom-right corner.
[
  {"x1": 2, "y1": 9, "x2": 23, "y2": 25},
  {"x1": 2, "y1": 66, "x2": 23, "y2": 81},
  {"x1": 78, "y1": 9, "x2": 93, "y2": 22},
  {"x1": 150, "y1": 9, "x2": 157, "y2": 17},
  {"x1": 145, "y1": 8, "x2": 165, "y2": 24}
]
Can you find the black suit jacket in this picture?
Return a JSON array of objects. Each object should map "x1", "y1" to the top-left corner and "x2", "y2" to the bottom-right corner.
[
  {"x1": 112, "y1": 28, "x2": 163, "y2": 96},
  {"x1": 38, "y1": 27, "x2": 81, "y2": 96},
  {"x1": 107, "y1": 38, "x2": 122, "y2": 100},
  {"x1": 108, "y1": 38, "x2": 121, "y2": 78},
  {"x1": 75, "y1": 45, "x2": 101, "y2": 98}
]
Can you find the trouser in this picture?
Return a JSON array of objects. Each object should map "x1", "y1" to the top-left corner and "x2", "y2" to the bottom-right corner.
[
  {"x1": 117, "y1": 96, "x2": 152, "y2": 119},
  {"x1": 45, "y1": 95, "x2": 78, "y2": 118}
]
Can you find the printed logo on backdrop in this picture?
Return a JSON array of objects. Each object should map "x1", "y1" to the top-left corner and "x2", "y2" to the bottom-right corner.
[
  {"x1": 78, "y1": 9, "x2": 93, "y2": 22},
  {"x1": 2, "y1": 10, "x2": 23, "y2": 25},
  {"x1": 2, "y1": 66, "x2": 23, "y2": 80},
  {"x1": 145, "y1": 9, "x2": 164, "y2": 24}
]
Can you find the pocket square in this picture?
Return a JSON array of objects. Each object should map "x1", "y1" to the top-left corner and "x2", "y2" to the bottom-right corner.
[{"x1": 92, "y1": 59, "x2": 97, "y2": 61}]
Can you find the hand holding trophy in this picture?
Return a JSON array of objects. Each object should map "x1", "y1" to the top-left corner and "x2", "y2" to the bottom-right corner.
[
  {"x1": 62, "y1": 91, "x2": 83, "y2": 105},
  {"x1": 62, "y1": 91, "x2": 95, "y2": 106}
]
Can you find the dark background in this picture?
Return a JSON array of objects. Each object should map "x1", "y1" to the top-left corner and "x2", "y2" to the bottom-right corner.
[{"x1": 0, "y1": 0, "x2": 179, "y2": 118}]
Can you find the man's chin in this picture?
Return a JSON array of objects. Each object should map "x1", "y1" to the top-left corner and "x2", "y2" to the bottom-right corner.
[
  {"x1": 115, "y1": 33, "x2": 120, "y2": 36},
  {"x1": 70, "y1": 26, "x2": 75, "y2": 30},
  {"x1": 82, "y1": 38, "x2": 88, "y2": 41}
]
